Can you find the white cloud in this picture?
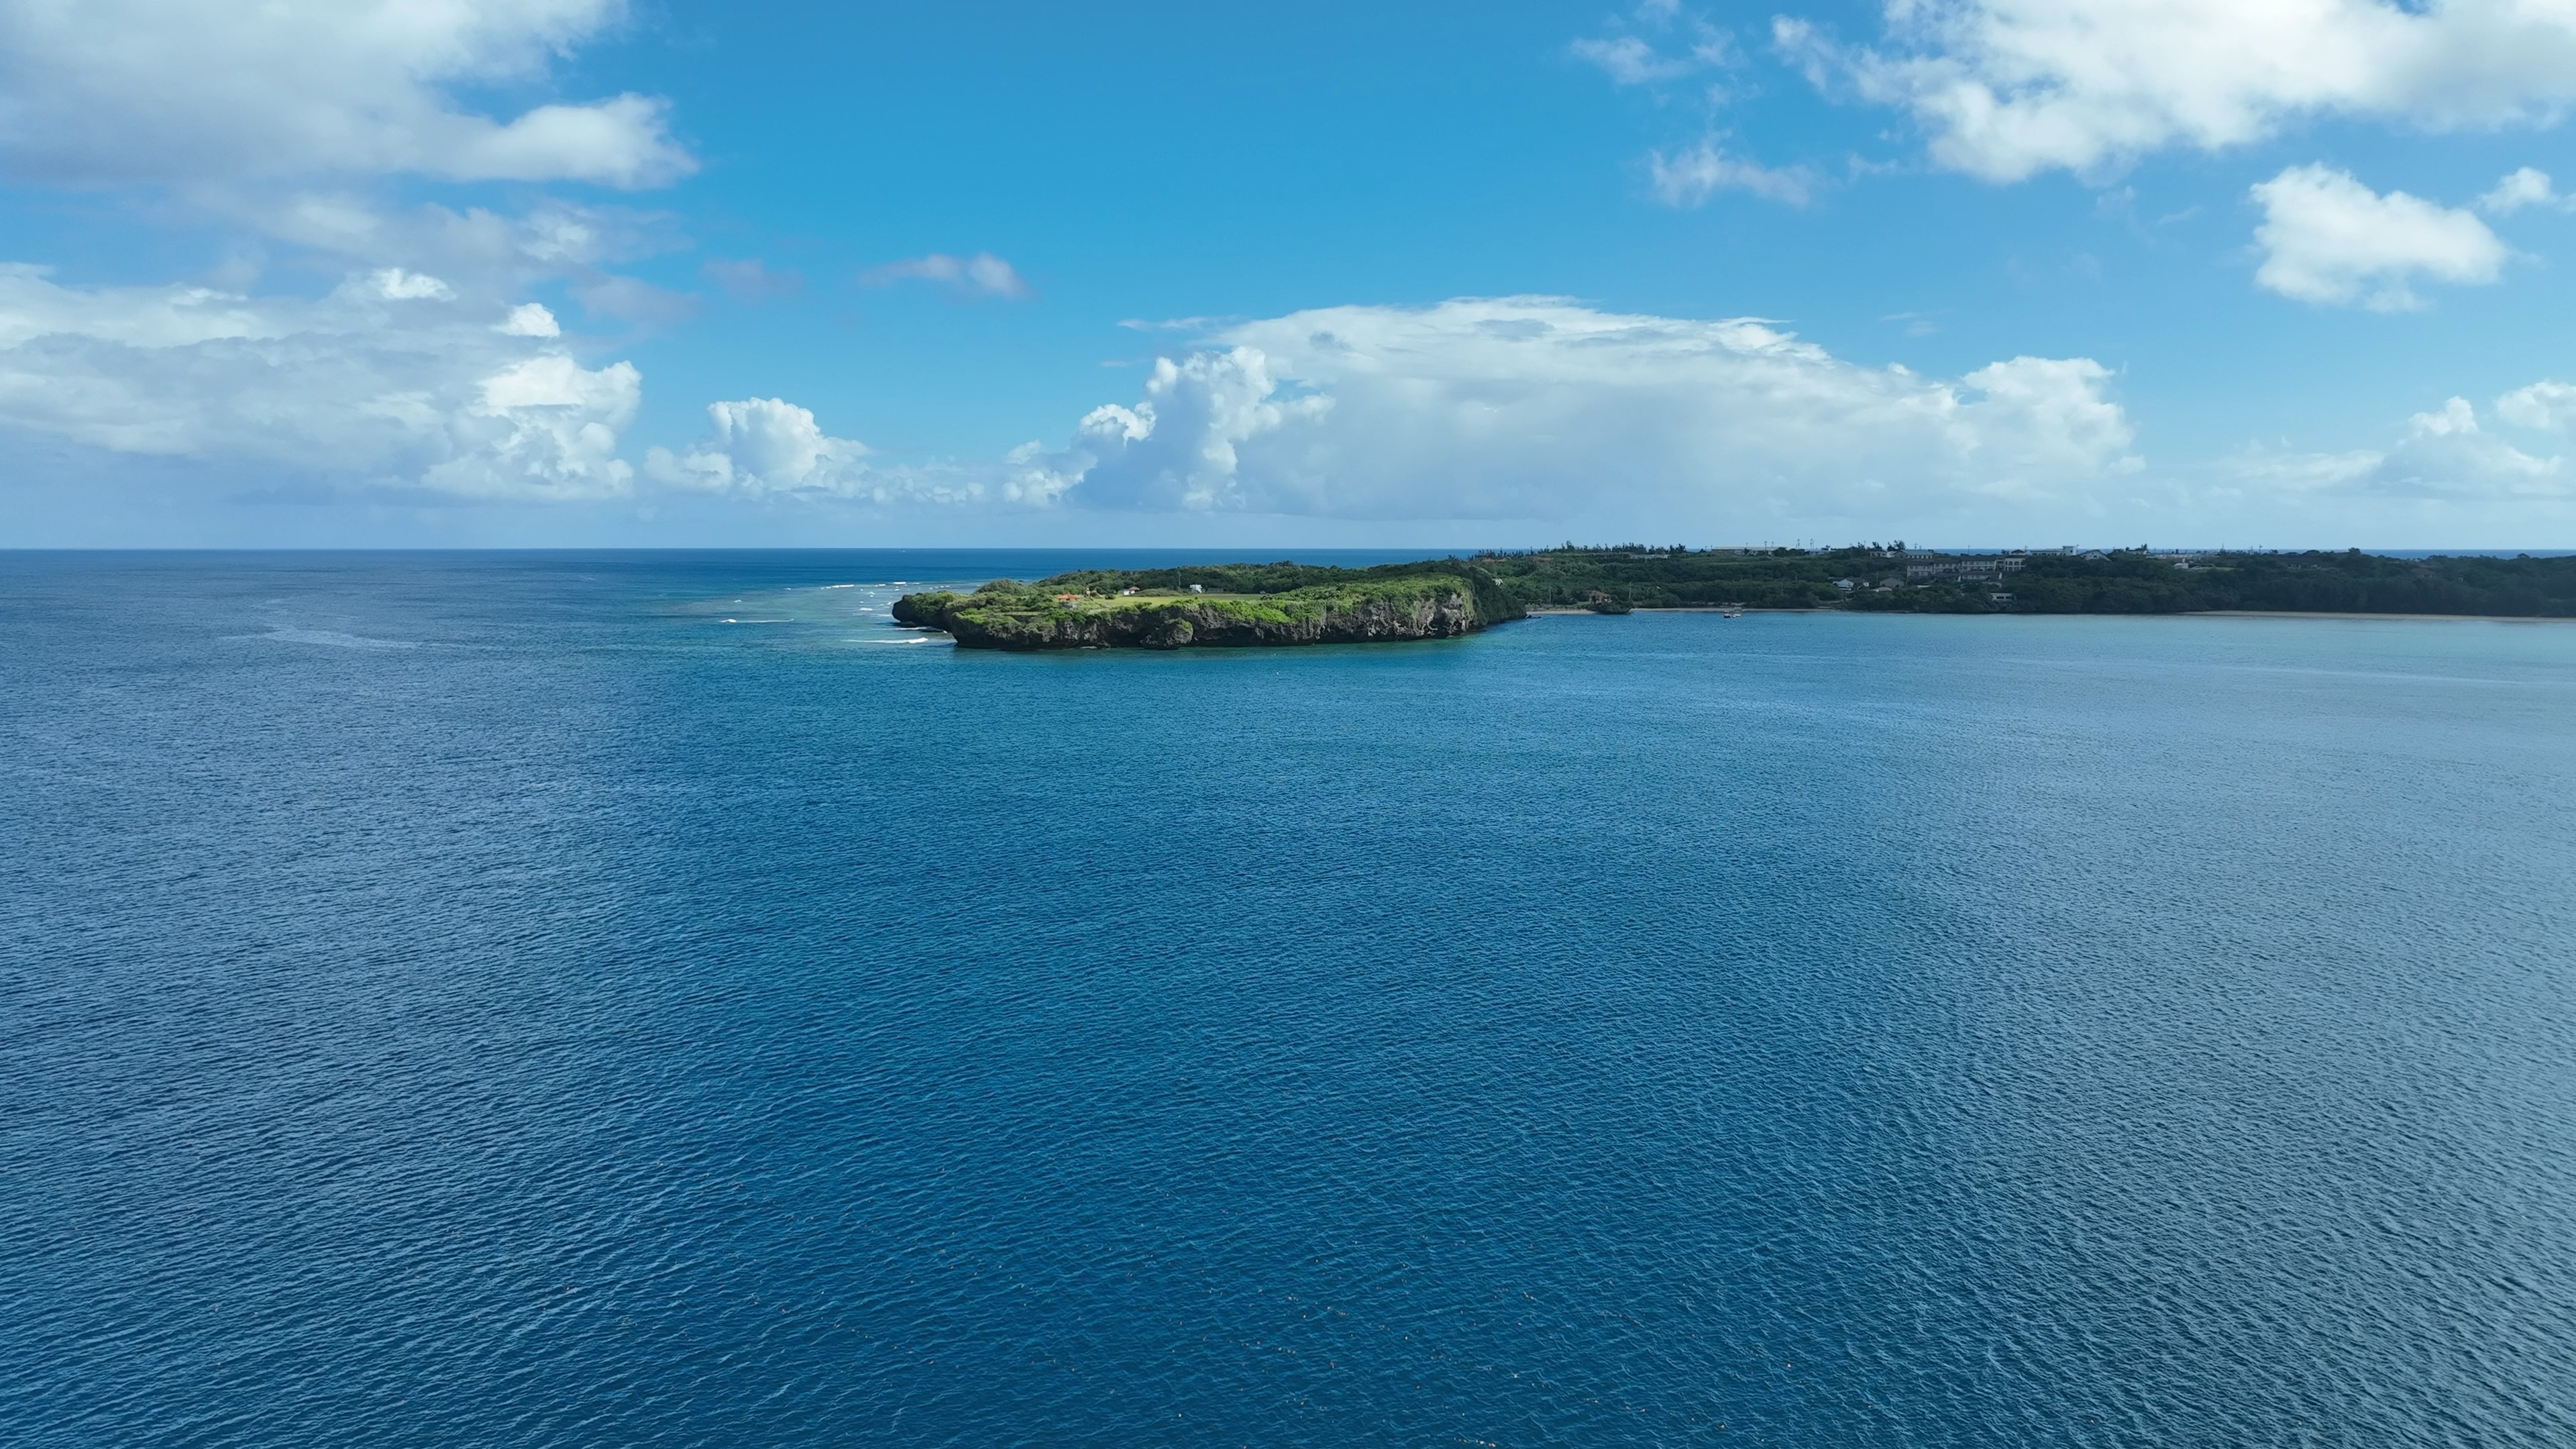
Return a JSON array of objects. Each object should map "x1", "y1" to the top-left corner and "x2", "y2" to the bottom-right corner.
[
  {"x1": 436, "y1": 94, "x2": 686, "y2": 189},
  {"x1": 2237, "y1": 387, "x2": 2574, "y2": 502},
  {"x1": 2479, "y1": 166, "x2": 2575, "y2": 214},
  {"x1": 233, "y1": 197, "x2": 691, "y2": 343},
  {"x1": 369, "y1": 268, "x2": 455, "y2": 301},
  {"x1": 1055, "y1": 349, "x2": 1332, "y2": 511},
  {"x1": 643, "y1": 396, "x2": 998, "y2": 506},
  {"x1": 429, "y1": 354, "x2": 639, "y2": 499},
  {"x1": 1575, "y1": 37, "x2": 1669, "y2": 87},
  {"x1": 246, "y1": 195, "x2": 656, "y2": 277},
  {"x1": 2250, "y1": 165, "x2": 2506, "y2": 310},
  {"x1": 500, "y1": 303, "x2": 561, "y2": 337},
  {"x1": 646, "y1": 398, "x2": 867, "y2": 495},
  {"x1": 2351, "y1": 398, "x2": 2564, "y2": 498},
  {"x1": 1780, "y1": 0, "x2": 2576, "y2": 182},
  {"x1": 0, "y1": 0, "x2": 692, "y2": 189},
  {"x1": 0, "y1": 264, "x2": 638, "y2": 500},
  {"x1": 1574, "y1": 36, "x2": 1699, "y2": 87},
  {"x1": 860, "y1": 252, "x2": 1032, "y2": 300},
  {"x1": 1650, "y1": 140, "x2": 1815, "y2": 206},
  {"x1": 2497, "y1": 378, "x2": 2576, "y2": 430},
  {"x1": 1573, "y1": 1, "x2": 1736, "y2": 86},
  {"x1": 1034, "y1": 297, "x2": 2137, "y2": 527}
]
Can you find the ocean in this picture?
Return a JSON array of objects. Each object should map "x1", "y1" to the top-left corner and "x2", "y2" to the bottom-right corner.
[{"x1": 4, "y1": 550, "x2": 2572, "y2": 1447}]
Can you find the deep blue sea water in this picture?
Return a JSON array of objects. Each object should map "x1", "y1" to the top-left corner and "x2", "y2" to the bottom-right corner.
[{"x1": 5, "y1": 550, "x2": 2574, "y2": 1448}]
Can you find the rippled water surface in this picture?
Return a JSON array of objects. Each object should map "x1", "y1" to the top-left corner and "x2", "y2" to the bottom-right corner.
[{"x1": 5, "y1": 550, "x2": 2574, "y2": 1447}]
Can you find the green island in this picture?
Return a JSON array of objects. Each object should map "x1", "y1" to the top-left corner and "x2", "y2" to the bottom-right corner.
[
  {"x1": 889, "y1": 559, "x2": 1522, "y2": 649},
  {"x1": 892, "y1": 545, "x2": 2576, "y2": 649}
]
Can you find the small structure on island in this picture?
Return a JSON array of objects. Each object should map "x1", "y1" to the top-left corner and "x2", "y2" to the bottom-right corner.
[
  {"x1": 1188, "y1": 584, "x2": 1204, "y2": 593},
  {"x1": 1905, "y1": 555, "x2": 2025, "y2": 584}
]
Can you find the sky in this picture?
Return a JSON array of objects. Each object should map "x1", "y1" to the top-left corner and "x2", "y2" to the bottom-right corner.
[{"x1": 5, "y1": 0, "x2": 2576, "y2": 549}]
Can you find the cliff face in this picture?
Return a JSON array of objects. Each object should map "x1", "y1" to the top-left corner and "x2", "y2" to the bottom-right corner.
[{"x1": 892, "y1": 584, "x2": 1507, "y2": 650}]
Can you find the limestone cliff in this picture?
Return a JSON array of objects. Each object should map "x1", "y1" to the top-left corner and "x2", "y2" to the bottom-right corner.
[{"x1": 892, "y1": 571, "x2": 1518, "y2": 651}]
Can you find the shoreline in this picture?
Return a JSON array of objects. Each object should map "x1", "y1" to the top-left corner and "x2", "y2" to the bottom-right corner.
[
  {"x1": 1525, "y1": 605, "x2": 1780, "y2": 615},
  {"x1": 2184, "y1": 609, "x2": 2576, "y2": 623},
  {"x1": 1525, "y1": 605, "x2": 2576, "y2": 623}
]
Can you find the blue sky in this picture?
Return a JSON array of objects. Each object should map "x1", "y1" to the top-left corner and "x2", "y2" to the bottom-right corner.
[{"x1": 5, "y1": 0, "x2": 2576, "y2": 548}]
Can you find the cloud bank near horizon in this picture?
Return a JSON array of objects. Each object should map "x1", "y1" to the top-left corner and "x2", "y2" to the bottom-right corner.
[
  {"x1": 13, "y1": 274, "x2": 2571, "y2": 543},
  {"x1": 649, "y1": 296, "x2": 2142, "y2": 535},
  {"x1": 1040, "y1": 299, "x2": 2137, "y2": 523}
]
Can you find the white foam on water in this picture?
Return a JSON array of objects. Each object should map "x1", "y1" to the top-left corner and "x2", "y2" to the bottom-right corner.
[{"x1": 256, "y1": 627, "x2": 415, "y2": 651}]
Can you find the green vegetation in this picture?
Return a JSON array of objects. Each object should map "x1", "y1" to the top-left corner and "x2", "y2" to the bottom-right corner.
[
  {"x1": 893, "y1": 547, "x2": 2576, "y2": 649},
  {"x1": 892, "y1": 559, "x2": 1522, "y2": 649},
  {"x1": 1472, "y1": 545, "x2": 2576, "y2": 617},
  {"x1": 1477, "y1": 545, "x2": 1855, "y2": 609},
  {"x1": 1025, "y1": 557, "x2": 1514, "y2": 608}
]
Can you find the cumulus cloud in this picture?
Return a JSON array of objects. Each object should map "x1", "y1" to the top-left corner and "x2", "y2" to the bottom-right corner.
[
  {"x1": 370, "y1": 268, "x2": 454, "y2": 301},
  {"x1": 1033, "y1": 297, "x2": 2137, "y2": 526},
  {"x1": 1780, "y1": 0, "x2": 2576, "y2": 182},
  {"x1": 643, "y1": 396, "x2": 996, "y2": 506},
  {"x1": 237, "y1": 197, "x2": 693, "y2": 343},
  {"x1": 2496, "y1": 379, "x2": 2576, "y2": 431},
  {"x1": 0, "y1": 0, "x2": 692, "y2": 189},
  {"x1": 499, "y1": 303, "x2": 561, "y2": 337},
  {"x1": 2479, "y1": 166, "x2": 2575, "y2": 215},
  {"x1": 1054, "y1": 349, "x2": 1332, "y2": 511},
  {"x1": 646, "y1": 398, "x2": 867, "y2": 495},
  {"x1": 2365, "y1": 397, "x2": 2564, "y2": 498},
  {"x1": 2251, "y1": 165, "x2": 2507, "y2": 310},
  {"x1": 860, "y1": 252, "x2": 1032, "y2": 300},
  {"x1": 0, "y1": 3, "x2": 735, "y2": 515},
  {"x1": 0, "y1": 264, "x2": 639, "y2": 500},
  {"x1": 2238, "y1": 386, "x2": 2575, "y2": 502},
  {"x1": 1649, "y1": 140, "x2": 1815, "y2": 206},
  {"x1": 0, "y1": 0, "x2": 695, "y2": 384},
  {"x1": 431, "y1": 353, "x2": 639, "y2": 498}
]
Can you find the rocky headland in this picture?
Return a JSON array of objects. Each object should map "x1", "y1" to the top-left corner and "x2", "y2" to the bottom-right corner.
[{"x1": 892, "y1": 564, "x2": 1521, "y2": 651}]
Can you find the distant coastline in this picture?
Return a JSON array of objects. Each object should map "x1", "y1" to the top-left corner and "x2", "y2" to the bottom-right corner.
[
  {"x1": 1476, "y1": 544, "x2": 2576, "y2": 619},
  {"x1": 892, "y1": 545, "x2": 2576, "y2": 649},
  {"x1": 2186, "y1": 609, "x2": 2576, "y2": 623},
  {"x1": 1530, "y1": 606, "x2": 2576, "y2": 624}
]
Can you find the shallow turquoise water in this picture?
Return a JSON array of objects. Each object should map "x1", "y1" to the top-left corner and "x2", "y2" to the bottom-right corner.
[{"x1": 4, "y1": 551, "x2": 2573, "y2": 1446}]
